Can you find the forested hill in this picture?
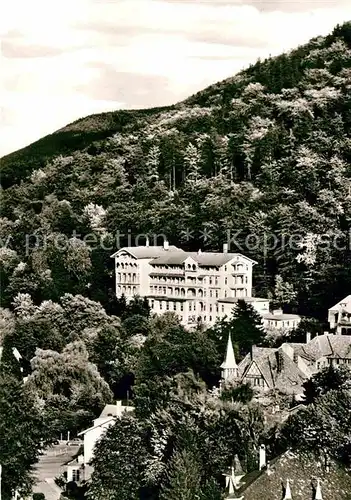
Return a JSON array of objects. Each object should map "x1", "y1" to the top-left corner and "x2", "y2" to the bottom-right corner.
[{"x1": 1, "y1": 22, "x2": 351, "y2": 319}]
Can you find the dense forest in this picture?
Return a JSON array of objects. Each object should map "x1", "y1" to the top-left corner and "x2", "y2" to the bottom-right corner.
[
  {"x1": 1, "y1": 22, "x2": 351, "y2": 319},
  {"x1": 1, "y1": 21, "x2": 351, "y2": 500}
]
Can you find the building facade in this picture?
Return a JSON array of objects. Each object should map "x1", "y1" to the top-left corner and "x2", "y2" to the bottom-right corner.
[
  {"x1": 66, "y1": 402, "x2": 134, "y2": 484},
  {"x1": 220, "y1": 332, "x2": 351, "y2": 396},
  {"x1": 328, "y1": 295, "x2": 351, "y2": 335},
  {"x1": 111, "y1": 241, "x2": 265, "y2": 327}
]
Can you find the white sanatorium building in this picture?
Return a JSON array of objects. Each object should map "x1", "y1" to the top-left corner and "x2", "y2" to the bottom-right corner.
[{"x1": 111, "y1": 241, "x2": 300, "y2": 329}]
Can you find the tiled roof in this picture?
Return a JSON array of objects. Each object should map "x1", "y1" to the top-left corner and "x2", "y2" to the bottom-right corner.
[
  {"x1": 239, "y1": 346, "x2": 307, "y2": 394},
  {"x1": 290, "y1": 334, "x2": 351, "y2": 362},
  {"x1": 111, "y1": 246, "x2": 182, "y2": 259},
  {"x1": 262, "y1": 313, "x2": 301, "y2": 321},
  {"x1": 218, "y1": 297, "x2": 269, "y2": 304},
  {"x1": 130, "y1": 249, "x2": 258, "y2": 267},
  {"x1": 150, "y1": 251, "x2": 189, "y2": 265},
  {"x1": 236, "y1": 450, "x2": 351, "y2": 499},
  {"x1": 189, "y1": 252, "x2": 236, "y2": 266}
]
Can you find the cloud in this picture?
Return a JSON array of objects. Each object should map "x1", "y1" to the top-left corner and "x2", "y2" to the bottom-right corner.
[
  {"x1": 157, "y1": 0, "x2": 351, "y2": 14},
  {"x1": 1, "y1": 0, "x2": 351, "y2": 157},
  {"x1": 76, "y1": 66, "x2": 179, "y2": 108}
]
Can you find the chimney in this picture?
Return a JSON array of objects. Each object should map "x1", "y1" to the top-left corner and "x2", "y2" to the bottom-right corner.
[
  {"x1": 275, "y1": 350, "x2": 283, "y2": 373},
  {"x1": 259, "y1": 444, "x2": 266, "y2": 470},
  {"x1": 145, "y1": 236, "x2": 150, "y2": 247},
  {"x1": 198, "y1": 249, "x2": 202, "y2": 255},
  {"x1": 306, "y1": 332, "x2": 311, "y2": 344},
  {"x1": 223, "y1": 243, "x2": 228, "y2": 253},
  {"x1": 323, "y1": 331, "x2": 329, "y2": 336},
  {"x1": 164, "y1": 240, "x2": 169, "y2": 251},
  {"x1": 273, "y1": 308, "x2": 283, "y2": 316}
]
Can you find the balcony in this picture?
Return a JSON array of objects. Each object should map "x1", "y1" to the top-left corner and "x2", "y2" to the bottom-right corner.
[{"x1": 150, "y1": 270, "x2": 185, "y2": 277}]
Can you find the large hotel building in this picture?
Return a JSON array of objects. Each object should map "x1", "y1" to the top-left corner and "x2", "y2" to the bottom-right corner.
[{"x1": 111, "y1": 241, "x2": 278, "y2": 327}]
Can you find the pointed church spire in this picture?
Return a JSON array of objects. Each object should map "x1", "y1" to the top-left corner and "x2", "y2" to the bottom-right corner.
[
  {"x1": 221, "y1": 334, "x2": 238, "y2": 381},
  {"x1": 283, "y1": 479, "x2": 292, "y2": 499},
  {"x1": 315, "y1": 479, "x2": 323, "y2": 500}
]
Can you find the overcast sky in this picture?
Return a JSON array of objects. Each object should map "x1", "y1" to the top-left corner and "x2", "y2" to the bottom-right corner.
[{"x1": 1, "y1": 0, "x2": 350, "y2": 157}]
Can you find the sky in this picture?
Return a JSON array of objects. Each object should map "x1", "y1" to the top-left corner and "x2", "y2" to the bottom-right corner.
[{"x1": 1, "y1": 0, "x2": 350, "y2": 157}]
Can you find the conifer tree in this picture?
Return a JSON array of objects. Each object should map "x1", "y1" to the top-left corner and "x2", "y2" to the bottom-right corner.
[
  {"x1": 184, "y1": 143, "x2": 202, "y2": 182},
  {"x1": 160, "y1": 448, "x2": 202, "y2": 500},
  {"x1": 146, "y1": 145, "x2": 161, "y2": 182},
  {"x1": 231, "y1": 300, "x2": 265, "y2": 354}
]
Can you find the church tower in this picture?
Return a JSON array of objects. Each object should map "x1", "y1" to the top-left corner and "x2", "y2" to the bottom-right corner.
[
  {"x1": 315, "y1": 479, "x2": 323, "y2": 500},
  {"x1": 283, "y1": 479, "x2": 292, "y2": 499},
  {"x1": 221, "y1": 334, "x2": 239, "y2": 382}
]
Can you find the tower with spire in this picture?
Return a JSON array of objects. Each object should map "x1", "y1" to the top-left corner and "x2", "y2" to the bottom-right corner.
[
  {"x1": 315, "y1": 479, "x2": 323, "y2": 500},
  {"x1": 283, "y1": 479, "x2": 292, "y2": 499},
  {"x1": 221, "y1": 333, "x2": 239, "y2": 383}
]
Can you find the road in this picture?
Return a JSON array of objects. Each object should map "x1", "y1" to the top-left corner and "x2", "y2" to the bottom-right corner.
[{"x1": 32, "y1": 443, "x2": 78, "y2": 500}]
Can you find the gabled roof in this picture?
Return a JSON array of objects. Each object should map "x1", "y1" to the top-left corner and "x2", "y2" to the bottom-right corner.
[
  {"x1": 111, "y1": 246, "x2": 182, "y2": 259},
  {"x1": 78, "y1": 417, "x2": 115, "y2": 436},
  {"x1": 100, "y1": 403, "x2": 134, "y2": 418},
  {"x1": 191, "y1": 252, "x2": 257, "y2": 267},
  {"x1": 236, "y1": 450, "x2": 351, "y2": 499},
  {"x1": 131, "y1": 249, "x2": 258, "y2": 267},
  {"x1": 290, "y1": 334, "x2": 351, "y2": 363},
  {"x1": 329, "y1": 294, "x2": 351, "y2": 313},
  {"x1": 239, "y1": 347, "x2": 307, "y2": 394}
]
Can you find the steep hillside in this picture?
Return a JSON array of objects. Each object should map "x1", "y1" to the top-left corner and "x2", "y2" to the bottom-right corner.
[{"x1": 1, "y1": 22, "x2": 351, "y2": 319}]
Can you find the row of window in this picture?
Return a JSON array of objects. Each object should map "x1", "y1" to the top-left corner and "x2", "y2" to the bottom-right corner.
[
  {"x1": 149, "y1": 286, "x2": 247, "y2": 299},
  {"x1": 245, "y1": 377, "x2": 265, "y2": 387},
  {"x1": 116, "y1": 262, "x2": 138, "y2": 268},
  {"x1": 149, "y1": 286, "x2": 221, "y2": 298},
  {"x1": 150, "y1": 299, "x2": 226, "y2": 314},
  {"x1": 150, "y1": 275, "x2": 248, "y2": 286},
  {"x1": 266, "y1": 319, "x2": 298, "y2": 328},
  {"x1": 117, "y1": 273, "x2": 139, "y2": 283},
  {"x1": 117, "y1": 286, "x2": 138, "y2": 295}
]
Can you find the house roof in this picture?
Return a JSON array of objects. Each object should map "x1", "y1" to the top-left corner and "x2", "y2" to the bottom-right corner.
[
  {"x1": 235, "y1": 450, "x2": 351, "y2": 499},
  {"x1": 262, "y1": 313, "x2": 301, "y2": 321},
  {"x1": 189, "y1": 252, "x2": 235, "y2": 267},
  {"x1": 290, "y1": 334, "x2": 351, "y2": 363},
  {"x1": 78, "y1": 403, "x2": 135, "y2": 436},
  {"x1": 111, "y1": 246, "x2": 182, "y2": 259},
  {"x1": 218, "y1": 297, "x2": 269, "y2": 304},
  {"x1": 239, "y1": 346, "x2": 307, "y2": 394},
  {"x1": 78, "y1": 417, "x2": 115, "y2": 436},
  {"x1": 117, "y1": 248, "x2": 258, "y2": 267},
  {"x1": 150, "y1": 251, "x2": 189, "y2": 265},
  {"x1": 329, "y1": 294, "x2": 351, "y2": 313},
  {"x1": 99, "y1": 403, "x2": 134, "y2": 418}
]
